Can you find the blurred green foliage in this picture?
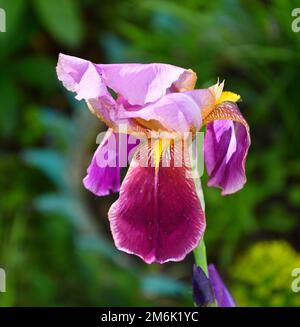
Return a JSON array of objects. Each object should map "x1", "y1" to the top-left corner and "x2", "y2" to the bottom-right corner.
[
  {"x1": 0, "y1": 0, "x2": 300, "y2": 306},
  {"x1": 231, "y1": 241, "x2": 300, "y2": 306}
]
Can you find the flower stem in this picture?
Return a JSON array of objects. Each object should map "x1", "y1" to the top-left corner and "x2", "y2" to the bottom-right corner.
[
  {"x1": 191, "y1": 146, "x2": 209, "y2": 276},
  {"x1": 193, "y1": 238, "x2": 208, "y2": 277}
]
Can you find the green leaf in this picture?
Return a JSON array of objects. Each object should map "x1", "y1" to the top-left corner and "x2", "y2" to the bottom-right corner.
[{"x1": 33, "y1": 0, "x2": 84, "y2": 48}]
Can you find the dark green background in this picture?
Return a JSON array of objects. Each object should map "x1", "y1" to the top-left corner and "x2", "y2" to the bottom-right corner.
[{"x1": 0, "y1": 0, "x2": 300, "y2": 306}]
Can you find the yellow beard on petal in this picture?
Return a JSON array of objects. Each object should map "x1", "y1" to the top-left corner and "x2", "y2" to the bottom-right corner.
[
  {"x1": 216, "y1": 91, "x2": 241, "y2": 105},
  {"x1": 153, "y1": 139, "x2": 164, "y2": 170},
  {"x1": 152, "y1": 138, "x2": 175, "y2": 171}
]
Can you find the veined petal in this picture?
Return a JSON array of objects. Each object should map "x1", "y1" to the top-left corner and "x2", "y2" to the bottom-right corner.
[
  {"x1": 108, "y1": 143, "x2": 206, "y2": 264},
  {"x1": 204, "y1": 102, "x2": 250, "y2": 195},
  {"x1": 208, "y1": 264, "x2": 236, "y2": 307},
  {"x1": 83, "y1": 129, "x2": 139, "y2": 196},
  {"x1": 99, "y1": 63, "x2": 196, "y2": 106},
  {"x1": 203, "y1": 100, "x2": 247, "y2": 126},
  {"x1": 124, "y1": 92, "x2": 202, "y2": 133},
  {"x1": 204, "y1": 80, "x2": 240, "y2": 118}
]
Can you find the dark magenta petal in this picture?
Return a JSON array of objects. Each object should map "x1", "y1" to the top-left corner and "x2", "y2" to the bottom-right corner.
[
  {"x1": 204, "y1": 102, "x2": 250, "y2": 195},
  {"x1": 192, "y1": 265, "x2": 215, "y2": 307},
  {"x1": 108, "y1": 145, "x2": 206, "y2": 264},
  {"x1": 208, "y1": 264, "x2": 236, "y2": 307},
  {"x1": 83, "y1": 129, "x2": 139, "y2": 196}
]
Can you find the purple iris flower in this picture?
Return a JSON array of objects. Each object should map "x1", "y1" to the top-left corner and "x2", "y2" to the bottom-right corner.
[
  {"x1": 193, "y1": 264, "x2": 236, "y2": 307},
  {"x1": 56, "y1": 54, "x2": 250, "y2": 264}
]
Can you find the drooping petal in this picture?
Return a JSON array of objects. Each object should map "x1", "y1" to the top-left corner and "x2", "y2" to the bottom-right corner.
[
  {"x1": 83, "y1": 129, "x2": 140, "y2": 196},
  {"x1": 108, "y1": 143, "x2": 206, "y2": 264},
  {"x1": 124, "y1": 92, "x2": 202, "y2": 133},
  {"x1": 192, "y1": 265, "x2": 215, "y2": 307},
  {"x1": 208, "y1": 264, "x2": 236, "y2": 307},
  {"x1": 204, "y1": 101, "x2": 250, "y2": 195},
  {"x1": 99, "y1": 63, "x2": 196, "y2": 106}
]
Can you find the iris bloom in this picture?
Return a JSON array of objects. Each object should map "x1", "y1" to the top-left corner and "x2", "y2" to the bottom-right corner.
[
  {"x1": 193, "y1": 264, "x2": 236, "y2": 307},
  {"x1": 56, "y1": 54, "x2": 250, "y2": 264}
]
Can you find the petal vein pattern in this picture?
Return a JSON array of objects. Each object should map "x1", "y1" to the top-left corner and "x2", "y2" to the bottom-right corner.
[{"x1": 108, "y1": 143, "x2": 206, "y2": 264}]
